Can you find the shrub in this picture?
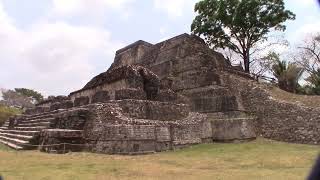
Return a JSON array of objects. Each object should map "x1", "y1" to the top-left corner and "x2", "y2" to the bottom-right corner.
[{"x1": 0, "y1": 105, "x2": 22, "y2": 126}]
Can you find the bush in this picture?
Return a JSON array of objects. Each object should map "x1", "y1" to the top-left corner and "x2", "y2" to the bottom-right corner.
[{"x1": 0, "y1": 105, "x2": 22, "y2": 126}]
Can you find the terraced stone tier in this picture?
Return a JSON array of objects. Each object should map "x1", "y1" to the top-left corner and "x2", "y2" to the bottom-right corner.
[
  {"x1": 117, "y1": 99, "x2": 190, "y2": 121},
  {"x1": 0, "y1": 107, "x2": 92, "y2": 150}
]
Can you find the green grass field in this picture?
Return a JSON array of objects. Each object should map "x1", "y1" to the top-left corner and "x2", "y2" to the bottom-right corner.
[{"x1": 0, "y1": 138, "x2": 318, "y2": 180}]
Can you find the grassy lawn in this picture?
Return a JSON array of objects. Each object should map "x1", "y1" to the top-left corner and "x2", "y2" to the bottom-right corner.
[{"x1": 0, "y1": 138, "x2": 318, "y2": 180}]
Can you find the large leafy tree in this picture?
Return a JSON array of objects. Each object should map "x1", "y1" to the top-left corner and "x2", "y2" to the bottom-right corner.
[
  {"x1": 191, "y1": 0, "x2": 295, "y2": 73},
  {"x1": 0, "y1": 88, "x2": 44, "y2": 108},
  {"x1": 14, "y1": 88, "x2": 44, "y2": 103},
  {"x1": 1, "y1": 90, "x2": 34, "y2": 108}
]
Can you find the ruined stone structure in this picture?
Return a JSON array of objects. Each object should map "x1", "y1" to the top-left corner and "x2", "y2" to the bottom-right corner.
[{"x1": 3, "y1": 33, "x2": 316, "y2": 154}]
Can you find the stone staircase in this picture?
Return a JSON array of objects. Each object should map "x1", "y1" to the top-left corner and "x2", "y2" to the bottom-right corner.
[{"x1": 0, "y1": 110, "x2": 64, "y2": 150}]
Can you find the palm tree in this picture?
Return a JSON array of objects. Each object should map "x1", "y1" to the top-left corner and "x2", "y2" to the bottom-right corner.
[{"x1": 272, "y1": 58, "x2": 304, "y2": 93}]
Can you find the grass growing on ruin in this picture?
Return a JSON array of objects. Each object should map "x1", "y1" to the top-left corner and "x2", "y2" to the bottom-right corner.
[
  {"x1": 270, "y1": 87, "x2": 320, "y2": 107},
  {"x1": 0, "y1": 138, "x2": 318, "y2": 180}
]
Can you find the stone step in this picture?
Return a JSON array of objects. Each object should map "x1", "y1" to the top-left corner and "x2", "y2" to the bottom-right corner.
[
  {"x1": 206, "y1": 111, "x2": 252, "y2": 120},
  {"x1": 118, "y1": 151, "x2": 156, "y2": 155},
  {"x1": 0, "y1": 135, "x2": 29, "y2": 145},
  {"x1": 17, "y1": 121, "x2": 51, "y2": 127},
  {"x1": 0, "y1": 139, "x2": 23, "y2": 150},
  {"x1": 211, "y1": 117, "x2": 256, "y2": 121},
  {"x1": 19, "y1": 117, "x2": 55, "y2": 124},
  {"x1": 14, "y1": 126, "x2": 47, "y2": 131},
  {"x1": 23, "y1": 110, "x2": 55, "y2": 117},
  {"x1": 179, "y1": 85, "x2": 232, "y2": 97},
  {"x1": 24, "y1": 114, "x2": 53, "y2": 121},
  {"x1": 23, "y1": 109, "x2": 69, "y2": 120},
  {"x1": 0, "y1": 129, "x2": 40, "y2": 136},
  {"x1": 0, "y1": 132, "x2": 33, "y2": 141},
  {"x1": 0, "y1": 127, "x2": 8, "y2": 130}
]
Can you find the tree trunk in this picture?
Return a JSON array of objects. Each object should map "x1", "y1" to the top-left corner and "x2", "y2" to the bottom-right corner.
[{"x1": 243, "y1": 51, "x2": 250, "y2": 73}]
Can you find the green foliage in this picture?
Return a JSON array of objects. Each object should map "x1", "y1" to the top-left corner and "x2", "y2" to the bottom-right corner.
[
  {"x1": 305, "y1": 69, "x2": 320, "y2": 95},
  {"x1": 270, "y1": 54, "x2": 304, "y2": 93},
  {"x1": 0, "y1": 105, "x2": 22, "y2": 126},
  {"x1": 191, "y1": 0, "x2": 295, "y2": 72},
  {"x1": 14, "y1": 88, "x2": 44, "y2": 103},
  {"x1": 1, "y1": 90, "x2": 34, "y2": 108},
  {"x1": 1, "y1": 88, "x2": 43, "y2": 108}
]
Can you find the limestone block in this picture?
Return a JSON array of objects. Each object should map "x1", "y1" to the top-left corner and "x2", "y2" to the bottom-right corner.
[
  {"x1": 115, "y1": 89, "x2": 147, "y2": 100},
  {"x1": 39, "y1": 129, "x2": 84, "y2": 153},
  {"x1": 211, "y1": 118, "x2": 256, "y2": 141},
  {"x1": 74, "y1": 96, "x2": 90, "y2": 107},
  {"x1": 91, "y1": 91, "x2": 110, "y2": 103}
]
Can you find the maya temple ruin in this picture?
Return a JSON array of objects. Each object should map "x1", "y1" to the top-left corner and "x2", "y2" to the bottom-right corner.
[{"x1": 1, "y1": 33, "x2": 320, "y2": 154}]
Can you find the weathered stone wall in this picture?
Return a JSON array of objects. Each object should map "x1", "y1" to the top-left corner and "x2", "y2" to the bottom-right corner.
[
  {"x1": 80, "y1": 101, "x2": 256, "y2": 154},
  {"x1": 111, "y1": 34, "x2": 227, "y2": 83},
  {"x1": 117, "y1": 99, "x2": 190, "y2": 121},
  {"x1": 50, "y1": 108, "x2": 91, "y2": 130},
  {"x1": 69, "y1": 65, "x2": 160, "y2": 103},
  {"x1": 39, "y1": 129, "x2": 84, "y2": 153},
  {"x1": 36, "y1": 96, "x2": 70, "y2": 108},
  {"x1": 211, "y1": 118, "x2": 256, "y2": 141},
  {"x1": 109, "y1": 34, "x2": 244, "y2": 114},
  {"x1": 113, "y1": 40, "x2": 153, "y2": 67},
  {"x1": 50, "y1": 100, "x2": 73, "y2": 111},
  {"x1": 69, "y1": 80, "x2": 128, "y2": 102},
  {"x1": 222, "y1": 73, "x2": 320, "y2": 144}
]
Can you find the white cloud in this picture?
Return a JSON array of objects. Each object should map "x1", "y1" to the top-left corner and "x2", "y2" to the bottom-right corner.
[
  {"x1": 0, "y1": 2, "x2": 123, "y2": 96},
  {"x1": 153, "y1": 0, "x2": 197, "y2": 19},
  {"x1": 52, "y1": 0, "x2": 135, "y2": 18}
]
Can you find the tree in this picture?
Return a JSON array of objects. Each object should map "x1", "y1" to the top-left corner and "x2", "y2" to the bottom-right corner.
[
  {"x1": 305, "y1": 69, "x2": 320, "y2": 95},
  {"x1": 270, "y1": 53, "x2": 304, "y2": 93},
  {"x1": 0, "y1": 88, "x2": 43, "y2": 109},
  {"x1": 291, "y1": 33, "x2": 320, "y2": 95},
  {"x1": 0, "y1": 105, "x2": 22, "y2": 126},
  {"x1": 14, "y1": 88, "x2": 44, "y2": 103},
  {"x1": 295, "y1": 33, "x2": 320, "y2": 74},
  {"x1": 1, "y1": 90, "x2": 34, "y2": 108},
  {"x1": 191, "y1": 0, "x2": 295, "y2": 73}
]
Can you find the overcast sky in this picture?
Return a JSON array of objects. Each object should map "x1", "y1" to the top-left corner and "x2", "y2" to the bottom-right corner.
[{"x1": 0, "y1": 0, "x2": 319, "y2": 97}]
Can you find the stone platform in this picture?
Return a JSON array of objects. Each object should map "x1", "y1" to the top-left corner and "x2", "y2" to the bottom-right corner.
[{"x1": 0, "y1": 33, "x2": 258, "y2": 154}]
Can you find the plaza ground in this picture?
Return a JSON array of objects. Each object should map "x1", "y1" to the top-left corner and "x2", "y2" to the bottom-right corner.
[{"x1": 0, "y1": 138, "x2": 318, "y2": 180}]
